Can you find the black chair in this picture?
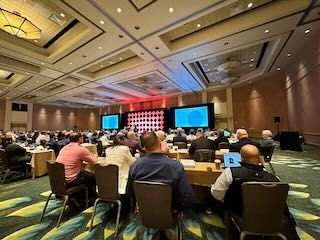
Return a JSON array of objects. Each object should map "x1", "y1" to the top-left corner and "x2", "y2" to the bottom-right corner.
[
  {"x1": 133, "y1": 180, "x2": 182, "y2": 240},
  {"x1": 97, "y1": 141, "x2": 103, "y2": 157},
  {"x1": 262, "y1": 145, "x2": 276, "y2": 175},
  {"x1": 230, "y1": 182, "x2": 289, "y2": 240},
  {"x1": 0, "y1": 149, "x2": 29, "y2": 184},
  {"x1": 193, "y1": 149, "x2": 215, "y2": 162},
  {"x1": 40, "y1": 161, "x2": 88, "y2": 228},
  {"x1": 89, "y1": 164, "x2": 122, "y2": 236},
  {"x1": 173, "y1": 142, "x2": 187, "y2": 149},
  {"x1": 218, "y1": 142, "x2": 230, "y2": 149}
]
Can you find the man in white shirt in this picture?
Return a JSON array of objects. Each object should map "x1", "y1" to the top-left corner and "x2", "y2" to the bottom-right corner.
[{"x1": 36, "y1": 131, "x2": 50, "y2": 145}]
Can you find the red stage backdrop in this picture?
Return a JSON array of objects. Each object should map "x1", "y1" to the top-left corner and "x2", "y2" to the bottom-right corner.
[{"x1": 126, "y1": 109, "x2": 165, "y2": 133}]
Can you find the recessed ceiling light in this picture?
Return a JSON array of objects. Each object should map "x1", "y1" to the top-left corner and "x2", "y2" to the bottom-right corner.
[
  {"x1": 169, "y1": 7, "x2": 174, "y2": 13},
  {"x1": 100, "y1": 20, "x2": 105, "y2": 25},
  {"x1": 26, "y1": 72, "x2": 29, "y2": 75},
  {"x1": 304, "y1": 29, "x2": 310, "y2": 34},
  {"x1": 197, "y1": 23, "x2": 201, "y2": 28},
  {"x1": 69, "y1": 62, "x2": 73, "y2": 65},
  {"x1": 41, "y1": 62, "x2": 45, "y2": 65},
  {"x1": 101, "y1": 64, "x2": 104, "y2": 67},
  {"x1": 251, "y1": 58, "x2": 254, "y2": 62},
  {"x1": 36, "y1": 80, "x2": 39, "y2": 83},
  {"x1": 116, "y1": 8, "x2": 122, "y2": 13},
  {"x1": 277, "y1": 67, "x2": 281, "y2": 71},
  {"x1": 287, "y1": 53, "x2": 291, "y2": 57},
  {"x1": 265, "y1": 29, "x2": 269, "y2": 34},
  {"x1": 6, "y1": 96, "x2": 9, "y2": 99},
  {"x1": 119, "y1": 57, "x2": 122, "y2": 60},
  {"x1": 248, "y1": 2, "x2": 253, "y2": 8},
  {"x1": 249, "y1": 64, "x2": 253, "y2": 67},
  {"x1": 98, "y1": 46, "x2": 102, "y2": 50},
  {"x1": 249, "y1": 81, "x2": 252, "y2": 83},
  {"x1": 60, "y1": 13, "x2": 65, "y2": 17},
  {"x1": 34, "y1": 40, "x2": 38, "y2": 43},
  {"x1": 24, "y1": 87, "x2": 28, "y2": 89}
]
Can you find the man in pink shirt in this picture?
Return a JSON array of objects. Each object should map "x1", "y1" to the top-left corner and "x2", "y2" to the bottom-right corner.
[{"x1": 56, "y1": 132, "x2": 97, "y2": 195}]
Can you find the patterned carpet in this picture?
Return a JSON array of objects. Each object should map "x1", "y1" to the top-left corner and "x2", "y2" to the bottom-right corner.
[{"x1": 0, "y1": 145, "x2": 319, "y2": 240}]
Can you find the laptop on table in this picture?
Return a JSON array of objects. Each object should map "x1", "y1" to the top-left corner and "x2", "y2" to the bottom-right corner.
[{"x1": 224, "y1": 153, "x2": 241, "y2": 168}]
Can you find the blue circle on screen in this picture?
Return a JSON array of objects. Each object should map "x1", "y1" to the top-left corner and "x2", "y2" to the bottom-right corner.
[
  {"x1": 108, "y1": 117, "x2": 117, "y2": 128},
  {"x1": 188, "y1": 110, "x2": 203, "y2": 126}
]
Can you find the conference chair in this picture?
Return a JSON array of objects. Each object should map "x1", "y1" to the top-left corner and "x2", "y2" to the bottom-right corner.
[
  {"x1": 218, "y1": 142, "x2": 230, "y2": 150},
  {"x1": 174, "y1": 142, "x2": 187, "y2": 149},
  {"x1": 262, "y1": 145, "x2": 276, "y2": 175},
  {"x1": 194, "y1": 149, "x2": 215, "y2": 162},
  {"x1": 133, "y1": 181, "x2": 182, "y2": 240},
  {"x1": 40, "y1": 161, "x2": 88, "y2": 228},
  {"x1": 230, "y1": 182, "x2": 289, "y2": 240},
  {"x1": 96, "y1": 140, "x2": 104, "y2": 157},
  {"x1": 0, "y1": 149, "x2": 28, "y2": 184},
  {"x1": 89, "y1": 164, "x2": 122, "y2": 236}
]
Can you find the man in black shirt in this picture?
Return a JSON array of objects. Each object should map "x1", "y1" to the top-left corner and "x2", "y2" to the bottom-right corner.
[
  {"x1": 188, "y1": 130, "x2": 215, "y2": 156},
  {"x1": 229, "y1": 129, "x2": 260, "y2": 153}
]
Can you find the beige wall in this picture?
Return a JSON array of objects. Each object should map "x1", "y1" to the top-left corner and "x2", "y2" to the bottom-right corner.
[
  {"x1": 232, "y1": 73, "x2": 289, "y2": 138},
  {"x1": 285, "y1": 33, "x2": 320, "y2": 146},
  {"x1": 32, "y1": 104, "x2": 99, "y2": 131},
  {"x1": 0, "y1": 99, "x2": 6, "y2": 130}
]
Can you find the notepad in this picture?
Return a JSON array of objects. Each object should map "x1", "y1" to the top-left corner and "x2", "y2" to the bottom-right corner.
[{"x1": 181, "y1": 159, "x2": 196, "y2": 168}]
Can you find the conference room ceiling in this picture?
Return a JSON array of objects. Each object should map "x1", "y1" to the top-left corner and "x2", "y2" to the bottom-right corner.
[{"x1": 0, "y1": 0, "x2": 319, "y2": 107}]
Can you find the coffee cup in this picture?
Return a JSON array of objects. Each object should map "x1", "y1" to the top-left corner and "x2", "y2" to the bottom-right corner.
[{"x1": 214, "y1": 159, "x2": 221, "y2": 169}]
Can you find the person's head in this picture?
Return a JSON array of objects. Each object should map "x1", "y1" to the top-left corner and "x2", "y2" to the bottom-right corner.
[
  {"x1": 189, "y1": 129, "x2": 195, "y2": 135},
  {"x1": 262, "y1": 130, "x2": 273, "y2": 140},
  {"x1": 218, "y1": 129, "x2": 224, "y2": 137},
  {"x1": 208, "y1": 131, "x2": 215, "y2": 137},
  {"x1": 112, "y1": 135, "x2": 126, "y2": 147},
  {"x1": 155, "y1": 130, "x2": 166, "y2": 141},
  {"x1": 240, "y1": 144, "x2": 262, "y2": 165},
  {"x1": 176, "y1": 128, "x2": 183, "y2": 135},
  {"x1": 141, "y1": 132, "x2": 161, "y2": 152},
  {"x1": 70, "y1": 132, "x2": 83, "y2": 143},
  {"x1": 127, "y1": 131, "x2": 135, "y2": 140},
  {"x1": 169, "y1": 129, "x2": 174, "y2": 134},
  {"x1": 196, "y1": 129, "x2": 204, "y2": 138},
  {"x1": 236, "y1": 129, "x2": 248, "y2": 140}
]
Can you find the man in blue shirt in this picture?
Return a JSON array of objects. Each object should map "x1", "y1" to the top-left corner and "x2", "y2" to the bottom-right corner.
[{"x1": 127, "y1": 132, "x2": 193, "y2": 210}]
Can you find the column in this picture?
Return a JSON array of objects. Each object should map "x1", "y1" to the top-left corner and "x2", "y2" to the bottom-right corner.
[
  {"x1": 178, "y1": 95, "x2": 183, "y2": 107},
  {"x1": 226, "y1": 87, "x2": 234, "y2": 131},
  {"x1": 4, "y1": 100, "x2": 12, "y2": 131},
  {"x1": 27, "y1": 103, "x2": 33, "y2": 131},
  {"x1": 201, "y1": 91, "x2": 207, "y2": 104},
  {"x1": 161, "y1": 98, "x2": 166, "y2": 108}
]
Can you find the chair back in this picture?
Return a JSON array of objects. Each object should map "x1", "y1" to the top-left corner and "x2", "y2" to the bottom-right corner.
[
  {"x1": 218, "y1": 142, "x2": 230, "y2": 149},
  {"x1": 262, "y1": 145, "x2": 275, "y2": 162},
  {"x1": 94, "y1": 164, "x2": 119, "y2": 200},
  {"x1": 97, "y1": 141, "x2": 103, "y2": 157},
  {"x1": 194, "y1": 149, "x2": 215, "y2": 162},
  {"x1": 0, "y1": 149, "x2": 8, "y2": 167},
  {"x1": 46, "y1": 161, "x2": 67, "y2": 196},
  {"x1": 242, "y1": 182, "x2": 289, "y2": 234},
  {"x1": 133, "y1": 181, "x2": 173, "y2": 230},
  {"x1": 174, "y1": 142, "x2": 187, "y2": 149}
]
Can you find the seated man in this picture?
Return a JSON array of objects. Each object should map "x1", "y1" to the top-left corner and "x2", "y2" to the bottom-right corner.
[
  {"x1": 125, "y1": 131, "x2": 144, "y2": 156},
  {"x1": 188, "y1": 129, "x2": 215, "y2": 156},
  {"x1": 172, "y1": 128, "x2": 187, "y2": 145},
  {"x1": 56, "y1": 132, "x2": 97, "y2": 195},
  {"x1": 127, "y1": 132, "x2": 194, "y2": 211},
  {"x1": 211, "y1": 145, "x2": 299, "y2": 240},
  {"x1": 214, "y1": 129, "x2": 229, "y2": 149},
  {"x1": 229, "y1": 129, "x2": 260, "y2": 153},
  {"x1": 186, "y1": 129, "x2": 197, "y2": 142},
  {"x1": 166, "y1": 129, "x2": 175, "y2": 143}
]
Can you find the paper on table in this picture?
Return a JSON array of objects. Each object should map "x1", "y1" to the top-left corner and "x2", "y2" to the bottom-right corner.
[{"x1": 181, "y1": 159, "x2": 195, "y2": 168}]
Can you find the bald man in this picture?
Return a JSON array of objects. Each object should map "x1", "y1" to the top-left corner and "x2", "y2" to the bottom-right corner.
[
  {"x1": 211, "y1": 145, "x2": 299, "y2": 240},
  {"x1": 229, "y1": 129, "x2": 260, "y2": 153}
]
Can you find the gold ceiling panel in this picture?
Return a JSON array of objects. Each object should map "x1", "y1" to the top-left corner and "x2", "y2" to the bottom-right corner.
[
  {"x1": 0, "y1": 69, "x2": 12, "y2": 79},
  {"x1": 0, "y1": 0, "x2": 75, "y2": 46}
]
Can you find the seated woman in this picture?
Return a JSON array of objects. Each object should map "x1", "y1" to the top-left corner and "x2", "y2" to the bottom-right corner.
[{"x1": 105, "y1": 135, "x2": 134, "y2": 195}]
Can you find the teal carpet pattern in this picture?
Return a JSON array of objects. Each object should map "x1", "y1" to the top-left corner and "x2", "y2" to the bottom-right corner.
[{"x1": 0, "y1": 145, "x2": 319, "y2": 239}]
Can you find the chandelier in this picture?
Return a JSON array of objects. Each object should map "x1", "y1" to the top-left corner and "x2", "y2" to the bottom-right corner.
[
  {"x1": 217, "y1": 60, "x2": 241, "y2": 73},
  {"x1": 0, "y1": 8, "x2": 41, "y2": 39}
]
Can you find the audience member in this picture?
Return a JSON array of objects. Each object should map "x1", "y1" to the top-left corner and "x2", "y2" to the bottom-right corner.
[
  {"x1": 56, "y1": 132, "x2": 97, "y2": 195},
  {"x1": 173, "y1": 127, "x2": 187, "y2": 144},
  {"x1": 36, "y1": 131, "x2": 50, "y2": 145},
  {"x1": 98, "y1": 131, "x2": 109, "y2": 147},
  {"x1": 189, "y1": 129, "x2": 215, "y2": 155},
  {"x1": 5, "y1": 143, "x2": 31, "y2": 166},
  {"x1": 166, "y1": 129, "x2": 175, "y2": 142},
  {"x1": 127, "y1": 132, "x2": 193, "y2": 210},
  {"x1": 211, "y1": 144, "x2": 299, "y2": 240},
  {"x1": 229, "y1": 129, "x2": 260, "y2": 152},
  {"x1": 207, "y1": 131, "x2": 217, "y2": 141},
  {"x1": 155, "y1": 130, "x2": 169, "y2": 154},
  {"x1": 260, "y1": 130, "x2": 274, "y2": 148},
  {"x1": 125, "y1": 131, "x2": 144, "y2": 156},
  {"x1": 214, "y1": 129, "x2": 229, "y2": 149},
  {"x1": 186, "y1": 129, "x2": 197, "y2": 142}
]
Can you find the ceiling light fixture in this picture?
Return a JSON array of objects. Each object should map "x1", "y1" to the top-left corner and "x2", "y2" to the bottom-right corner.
[
  {"x1": 69, "y1": 62, "x2": 73, "y2": 65},
  {"x1": 251, "y1": 58, "x2": 254, "y2": 62},
  {"x1": 304, "y1": 29, "x2": 310, "y2": 34},
  {"x1": 41, "y1": 62, "x2": 45, "y2": 65},
  {"x1": 248, "y1": 2, "x2": 253, "y2": 8},
  {"x1": 34, "y1": 39, "x2": 38, "y2": 43},
  {"x1": 116, "y1": 8, "x2": 122, "y2": 13},
  {"x1": 287, "y1": 53, "x2": 291, "y2": 57},
  {"x1": 249, "y1": 64, "x2": 253, "y2": 67},
  {"x1": 0, "y1": 8, "x2": 41, "y2": 39},
  {"x1": 169, "y1": 7, "x2": 174, "y2": 13},
  {"x1": 197, "y1": 23, "x2": 201, "y2": 28},
  {"x1": 99, "y1": 20, "x2": 105, "y2": 25},
  {"x1": 36, "y1": 80, "x2": 39, "y2": 83},
  {"x1": 101, "y1": 64, "x2": 104, "y2": 67},
  {"x1": 98, "y1": 46, "x2": 102, "y2": 50},
  {"x1": 265, "y1": 29, "x2": 269, "y2": 33},
  {"x1": 119, "y1": 57, "x2": 122, "y2": 60},
  {"x1": 277, "y1": 67, "x2": 281, "y2": 71},
  {"x1": 249, "y1": 81, "x2": 252, "y2": 83},
  {"x1": 60, "y1": 13, "x2": 65, "y2": 17}
]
